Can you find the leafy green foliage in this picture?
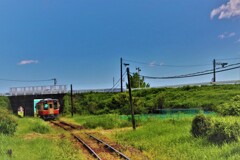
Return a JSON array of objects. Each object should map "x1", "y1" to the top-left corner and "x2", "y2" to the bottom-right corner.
[
  {"x1": 191, "y1": 114, "x2": 212, "y2": 137},
  {"x1": 82, "y1": 114, "x2": 132, "y2": 129},
  {"x1": 0, "y1": 109, "x2": 18, "y2": 135},
  {"x1": 64, "y1": 84, "x2": 240, "y2": 115},
  {"x1": 0, "y1": 96, "x2": 11, "y2": 110},
  {"x1": 30, "y1": 121, "x2": 50, "y2": 134},
  {"x1": 0, "y1": 96, "x2": 17, "y2": 136},
  {"x1": 191, "y1": 115, "x2": 240, "y2": 145},
  {"x1": 208, "y1": 120, "x2": 240, "y2": 145},
  {"x1": 216, "y1": 95, "x2": 240, "y2": 116},
  {"x1": 126, "y1": 72, "x2": 150, "y2": 88}
]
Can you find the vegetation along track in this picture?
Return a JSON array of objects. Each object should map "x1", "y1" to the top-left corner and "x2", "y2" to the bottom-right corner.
[{"x1": 50, "y1": 120, "x2": 130, "y2": 160}]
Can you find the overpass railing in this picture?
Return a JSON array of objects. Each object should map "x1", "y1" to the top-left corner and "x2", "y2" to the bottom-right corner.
[
  {"x1": 9, "y1": 85, "x2": 67, "y2": 96},
  {"x1": 72, "y1": 88, "x2": 121, "y2": 94}
]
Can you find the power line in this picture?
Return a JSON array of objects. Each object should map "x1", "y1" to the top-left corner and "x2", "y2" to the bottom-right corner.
[
  {"x1": 111, "y1": 71, "x2": 127, "y2": 90},
  {"x1": 131, "y1": 62, "x2": 240, "y2": 79},
  {"x1": 216, "y1": 57, "x2": 240, "y2": 61},
  {"x1": 170, "y1": 62, "x2": 240, "y2": 78},
  {"x1": 0, "y1": 78, "x2": 54, "y2": 82},
  {"x1": 140, "y1": 64, "x2": 240, "y2": 80},
  {"x1": 123, "y1": 59, "x2": 211, "y2": 68}
]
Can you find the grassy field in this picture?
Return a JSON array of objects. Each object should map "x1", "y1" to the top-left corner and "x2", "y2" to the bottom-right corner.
[
  {"x1": 113, "y1": 117, "x2": 240, "y2": 160},
  {"x1": 61, "y1": 114, "x2": 240, "y2": 160},
  {"x1": 0, "y1": 117, "x2": 85, "y2": 160}
]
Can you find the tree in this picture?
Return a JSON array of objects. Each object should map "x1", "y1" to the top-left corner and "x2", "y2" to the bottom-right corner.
[{"x1": 126, "y1": 72, "x2": 150, "y2": 89}]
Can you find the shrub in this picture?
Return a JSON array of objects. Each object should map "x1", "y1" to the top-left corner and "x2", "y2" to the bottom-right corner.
[
  {"x1": 191, "y1": 114, "x2": 212, "y2": 137},
  {"x1": 82, "y1": 115, "x2": 132, "y2": 129},
  {"x1": 216, "y1": 95, "x2": 240, "y2": 116},
  {"x1": 208, "y1": 121, "x2": 240, "y2": 144},
  {"x1": 82, "y1": 115, "x2": 116, "y2": 129},
  {"x1": 30, "y1": 122, "x2": 50, "y2": 134},
  {"x1": 0, "y1": 109, "x2": 18, "y2": 135},
  {"x1": 0, "y1": 96, "x2": 11, "y2": 110}
]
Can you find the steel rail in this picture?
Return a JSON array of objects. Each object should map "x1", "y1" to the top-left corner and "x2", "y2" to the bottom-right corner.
[
  {"x1": 86, "y1": 133, "x2": 130, "y2": 160},
  {"x1": 59, "y1": 121, "x2": 77, "y2": 129},
  {"x1": 50, "y1": 121, "x2": 102, "y2": 160},
  {"x1": 50, "y1": 121, "x2": 68, "y2": 131},
  {"x1": 72, "y1": 133, "x2": 102, "y2": 160}
]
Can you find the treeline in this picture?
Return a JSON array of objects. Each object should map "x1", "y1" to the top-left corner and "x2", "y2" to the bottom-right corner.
[{"x1": 63, "y1": 84, "x2": 240, "y2": 115}]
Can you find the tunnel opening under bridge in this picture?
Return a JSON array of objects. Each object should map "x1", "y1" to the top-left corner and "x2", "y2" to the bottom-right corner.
[{"x1": 9, "y1": 94, "x2": 66, "y2": 117}]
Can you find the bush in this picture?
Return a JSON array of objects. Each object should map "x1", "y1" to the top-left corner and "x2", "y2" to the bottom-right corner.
[
  {"x1": 30, "y1": 122, "x2": 50, "y2": 134},
  {"x1": 0, "y1": 109, "x2": 18, "y2": 135},
  {"x1": 0, "y1": 96, "x2": 11, "y2": 110},
  {"x1": 191, "y1": 114, "x2": 212, "y2": 137},
  {"x1": 216, "y1": 95, "x2": 240, "y2": 116},
  {"x1": 82, "y1": 115, "x2": 132, "y2": 129},
  {"x1": 191, "y1": 115, "x2": 240, "y2": 145},
  {"x1": 208, "y1": 121, "x2": 240, "y2": 144}
]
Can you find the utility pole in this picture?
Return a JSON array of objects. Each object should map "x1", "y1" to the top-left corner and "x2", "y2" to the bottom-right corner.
[
  {"x1": 136, "y1": 67, "x2": 141, "y2": 88},
  {"x1": 213, "y1": 59, "x2": 228, "y2": 83},
  {"x1": 70, "y1": 84, "x2": 73, "y2": 117},
  {"x1": 213, "y1": 59, "x2": 216, "y2": 82},
  {"x1": 113, "y1": 77, "x2": 115, "y2": 88},
  {"x1": 53, "y1": 78, "x2": 57, "y2": 85},
  {"x1": 126, "y1": 67, "x2": 136, "y2": 130},
  {"x1": 120, "y1": 58, "x2": 123, "y2": 92}
]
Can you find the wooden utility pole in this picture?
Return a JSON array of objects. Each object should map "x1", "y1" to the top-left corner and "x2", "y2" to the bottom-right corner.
[
  {"x1": 127, "y1": 67, "x2": 136, "y2": 130},
  {"x1": 136, "y1": 67, "x2": 141, "y2": 88},
  {"x1": 213, "y1": 59, "x2": 216, "y2": 82},
  {"x1": 71, "y1": 84, "x2": 73, "y2": 117},
  {"x1": 121, "y1": 58, "x2": 123, "y2": 92}
]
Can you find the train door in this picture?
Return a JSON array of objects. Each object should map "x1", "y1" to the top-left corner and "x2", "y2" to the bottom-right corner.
[
  {"x1": 48, "y1": 101, "x2": 54, "y2": 115},
  {"x1": 34, "y1": 99, "x2": 42, "y2": 117}
]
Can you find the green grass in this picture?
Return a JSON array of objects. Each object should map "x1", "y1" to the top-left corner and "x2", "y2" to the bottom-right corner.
[
  {"x1": 0, "y1": 117, "x2": 85, "y2": 160},
  {"x1": 64, "y1": 84, "x2": 240, "y2": 115},
  {"x1": 62, "y1": 114, "x2": 132, "y2": 129},
  {"x1": 60, "y1": 114, "x2": 240, "y2": 159},
  {"x1": 112, "y1": 116, "x2": 240, "y2": 160}
]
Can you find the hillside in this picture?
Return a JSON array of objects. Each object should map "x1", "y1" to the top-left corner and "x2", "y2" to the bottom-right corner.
[{"x1": 64, "y1": 84, "x2": 240, "y2": 115}]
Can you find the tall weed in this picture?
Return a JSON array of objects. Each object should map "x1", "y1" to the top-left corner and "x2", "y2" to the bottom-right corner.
[{"x1": 0, "y1": 109, "x2": 17, "y2": 135}]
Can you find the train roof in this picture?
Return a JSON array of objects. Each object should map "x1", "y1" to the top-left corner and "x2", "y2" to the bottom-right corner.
[{"x1": 36, "y1": 98, "x2": 59, "y2": 103}]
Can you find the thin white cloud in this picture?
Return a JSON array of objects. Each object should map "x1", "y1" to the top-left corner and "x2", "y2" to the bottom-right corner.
[
  {"x1": 218, "y1": 34, "x2": 225, "y2": 39},
  {"x1": 210, "y1": 0, "x2": 240, "y2": 19},
  {"x1": 149, "y1": 61, "x2": 164, "y2": 67},
  {"x1": 218, "y1": 32, "x2": 236, "y2": 39},
  {"x1": 18, "y1": 60, "x2": 39, "y2": 65},
  {"x1": 236, "y1": 38, "x2": 240, "y2": 43},
  {"x1": 159, "y1": 62, "x2": 164, "y2": 66},
  {"x1": 149, "y1": 61, "x2": 156, "y2": 67}
]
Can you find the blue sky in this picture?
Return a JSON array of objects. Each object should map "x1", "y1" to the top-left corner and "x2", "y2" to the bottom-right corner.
[{"x1": 0, "y1": 0, "x2": 240, "y2": 92}]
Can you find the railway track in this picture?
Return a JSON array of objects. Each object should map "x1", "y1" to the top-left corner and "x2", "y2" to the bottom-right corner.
[{"x1": 50, "y1": 120, "x2": 130, "y2": 160}]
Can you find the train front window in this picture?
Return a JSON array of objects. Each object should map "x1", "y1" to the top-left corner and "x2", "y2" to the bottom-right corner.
[
  {"x1": 49, "y1": 104, "x2": 53, "y2": 108},
  {"x1": 54, "y1": 101, "x2": 58, "y2": 109},
  {"x1": 44, "y1": 104, "x2": 48, "y2": 110}
]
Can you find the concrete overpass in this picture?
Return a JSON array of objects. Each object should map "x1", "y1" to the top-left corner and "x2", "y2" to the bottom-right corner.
[{"x1": 8, "y1": 85, "x2": 67, "y2": 116}]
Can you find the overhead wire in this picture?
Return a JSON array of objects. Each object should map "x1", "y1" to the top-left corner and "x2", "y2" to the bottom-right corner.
[
  {"x1": 0, "y1": 78, "x2": 54, "y2": 82},
  {"x1": 123, "y1": 59, "x2": 211, "y2": 68},
  {"x1": 216, "y1": 57, "x2": 240, "y2": 61},
  {"x1": 140, "y1": 64, "x2": 240, "y2": 79},
  {"x1": 110, "y1": 71, "x2": 127, "y2": 90},
  {"x1": 166, "y1": 62, "x2": 240, "y2": 78}
]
